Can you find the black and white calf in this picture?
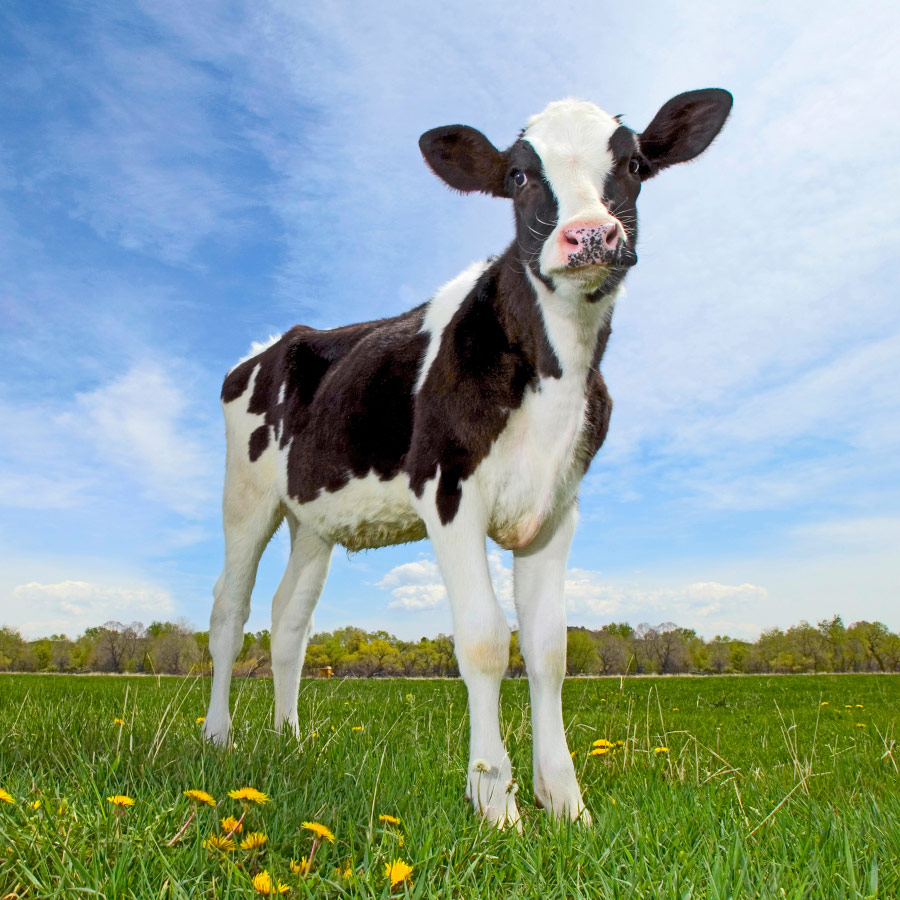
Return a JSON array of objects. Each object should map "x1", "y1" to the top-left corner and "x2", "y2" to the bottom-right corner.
[{"x1": 204, "y1": 88, "x2": 732, "y2": 827}]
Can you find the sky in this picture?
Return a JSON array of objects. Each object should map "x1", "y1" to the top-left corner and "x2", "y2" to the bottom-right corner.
[{"x1": 1, "y1": 0, "x2": 898, "y2": 642}]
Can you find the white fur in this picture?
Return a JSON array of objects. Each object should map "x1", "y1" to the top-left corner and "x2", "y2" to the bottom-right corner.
[
  {"x1": 415, "y1": 260, "x2": 490, "y2": 392},
  {"x1": 523, "y1": 100, "x2": 628, "y2": 278}
]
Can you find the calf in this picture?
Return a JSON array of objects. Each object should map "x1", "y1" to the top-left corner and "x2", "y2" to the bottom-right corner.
[{"x1": 204, "y1": 88, "x2": 732, "y2": 827}]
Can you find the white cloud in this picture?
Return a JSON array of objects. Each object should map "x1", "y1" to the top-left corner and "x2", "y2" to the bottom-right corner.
[
  {"x1": 68, "y1": 362, "x2": 215, "y2": 516},
  {"x1": 375, "y1": 551, "x2": 767, "y2": 638},
  {"x1": 10, "y1": 579, "x2": 173, "y2": 637}
]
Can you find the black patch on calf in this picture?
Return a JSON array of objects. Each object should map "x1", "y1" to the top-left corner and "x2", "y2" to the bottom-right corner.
[
  {"x1": 408, "y1": 251, "x2": 561, "y2": 524},
  {"x1": 506, "y1": 140, "x2": 559, "y2": 289},
  {"x1": 222, "y1": 311, "x2": 428, "y2": 503}
]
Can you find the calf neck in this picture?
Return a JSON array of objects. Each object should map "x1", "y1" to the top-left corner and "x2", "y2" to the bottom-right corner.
[{"x1": 204, "y1": 88, "x2": 732, "y2": 827}]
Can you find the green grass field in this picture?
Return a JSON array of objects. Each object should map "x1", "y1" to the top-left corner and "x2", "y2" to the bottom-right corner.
[{"x1": 1, "y1": 673, "x2": 898, "y2": 899}]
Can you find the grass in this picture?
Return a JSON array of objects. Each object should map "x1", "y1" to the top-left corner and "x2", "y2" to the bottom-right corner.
[{"x1": 0, "y1": 673, "x2": 898, "y2": 898}]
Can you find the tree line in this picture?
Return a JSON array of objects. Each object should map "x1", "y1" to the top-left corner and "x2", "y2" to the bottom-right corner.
[{"x1": 1, "y1": 615, "x2": 898, "y2": 677}]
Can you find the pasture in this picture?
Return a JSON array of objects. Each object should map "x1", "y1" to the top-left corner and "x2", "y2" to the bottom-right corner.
[{"x1": 0, "y1": 673, "x2": 897, "y2": 898}]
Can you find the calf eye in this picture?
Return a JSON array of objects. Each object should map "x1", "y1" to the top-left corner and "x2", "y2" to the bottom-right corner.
[
  {"x1": 513, "y1": 171, "x2": 528, "y2": 188},
  {"x1": 628, "y1": 157, "x2": 641, "y2": 176}
]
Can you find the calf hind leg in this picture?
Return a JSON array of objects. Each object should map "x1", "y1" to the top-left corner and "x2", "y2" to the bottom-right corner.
[{"x1": 271, "y1": 519, "x2": 333, "y2": 734}]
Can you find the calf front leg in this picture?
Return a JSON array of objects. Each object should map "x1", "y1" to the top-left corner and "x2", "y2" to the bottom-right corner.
[
  {"x1": 422, "y1": 494, "x2": 520, "y2": 829},
  {"x1": 514, "y1": 503, "x2": 590, "y2": 823}
]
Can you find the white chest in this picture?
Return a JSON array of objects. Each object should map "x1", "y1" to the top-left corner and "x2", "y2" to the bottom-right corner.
[{"x1": 478, "y1": 372, "x2": 589, "y2": 549}]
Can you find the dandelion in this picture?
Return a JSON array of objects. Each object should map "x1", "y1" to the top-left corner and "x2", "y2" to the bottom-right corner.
[
  {"x1": 590, "y1": 747, "x2": 610, "y2": 756},
  {"x1": 0, "y1": 790, "x2": 14, "y2": 805},
  {"x1": 471, "y1": 759, "x2": 491, "y2": 773},
  {"x1": 31, "y1": 800, "x2": 42, "y2": 811},
  {"x1": 113, "y1": 717, "x2": 125, "y2": 726},
  {"x1": 299, "y1": 821, "x2": 335, "y2": 876},
  {"x1": 334, "y1": 860, "x2": 353, "y2": 879},
  {"x1": 405, "y1": 693, "x2": 414, "y2": 702},
  {"x1": 856, "y1": 704, "x2": 864, "y2": 709},
  {"x1": 600, "y1": 698, "x2": 606, "y2": 702},
  {"x1": 196, "y1": 717, "x2": 206, "y2": 724},
  {"x1": 184, "y1": 789, "x2": 216, "y2": 807},
  {"x1": 379, "y1": 814, "x2": 402, "y2": 826},
  {"x1": 570, "y1": 750, "x2": 577, "y2": 758},
  {"x1": 857, "y1": 723, "x2": 867, "y2": 728},
  {"x1": 672, "y1": 707, "x2": 679, "y2": 712},
  {"x1": 241, "y1": 831, "x2": 268, "y2": 850},
  {"x1": 821, "y1": 701, "x2": 829, "y2": 706},
  {"x1": 290, "y1": 857, "x2": 309, "y2": 875},
  {"x1": 616, "y1": 740, "x2": 625, "y2": 746},
  {"x1": 222, "y1": 815, "x2": 243, "y2": 834},
  {"x1": 167, "y1": 789, "x2": 217, "y2": 846},
  {"x1": 252, "y1": 871, "x2": 289, "y2": 895},
  {"x1": 654, "y1": 747, "x2": 669, "y2": 754},
  {"x1": 302, "y1": 821, "x2": 335, "y2": 843},
  {"x1": 384, "y1": 858, "x2": 413, "y2": 888},
  {"x1": 592, "y1": 739, "x2": 614, "y2": 748},
  {"x1": 845, "y1": 705, "x2": 852, "y2": 709},
  {"x1": 352, "y1": 726, "x2": 363, "y2": 732},
  {"x1": 107, "y1": 795, "x2": 135, "y2": 808},
  {"x1": 228, "y1": 787, "x2": 269, "y2": 805},
  {"x1": 204, "y1": 834, "x2": 237, "y2": 852},
  {"x1": 225, "y1": 787, "x2": 269, "y2": 838}
]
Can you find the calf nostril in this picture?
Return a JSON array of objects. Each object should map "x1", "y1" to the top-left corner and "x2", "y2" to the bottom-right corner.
[
  {"x1": 603, "y1": 224, "x2": 620, "y2": 249},
  {"x1": 564, "y1": 232, "x2": 580, "y2": 246}
]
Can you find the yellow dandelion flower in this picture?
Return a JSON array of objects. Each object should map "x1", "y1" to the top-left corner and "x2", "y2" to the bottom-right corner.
[
  {"x1": 856, "y1": 704, "x2": 864, "y2": 709},
  {"x1": 252, "y1": 870, "x2": 289, "y2": 895},
  {"x1": 845, "y1": 705, "x2": 852, "y2": 709},
  {"x1": 589, "y1": 747, "x2": 610, "y2": 756},
  {"x1": 222, "y1": 815, "x2": 243, "y2": 834},
  {"x1": 379, "y1": 814, "x2": 402, "y2": 826},
  {"x1": 184, "y1": 789, "x2": 216, "y2": 807},
  {"x1": 228, "y1": 787, "x2": 269, "y2": 805},
  {"x1": 113, "y1": 717, "x2": 126, "y2": 726},
  {"x1": 290, "y1": 857, "x2": 309, "y2": 875},
  {"x1": 352, "y1": 725, "x2": 363, "y2": 731},
  {"x1": 384, "y1": 858, "x2": 413, "y2": 887},
  {"x1": 344, "y1": 701, "x2": 350, "y2": 705},
  {"x1": 821, "y1": 701, "x2": 829, "y2": 706},
  {"x1": 196, "y1": 716, "x2": 206, "y2": 724},
  {"x1": 107, "y1": 795, "x2": 135, "y2": 807},
  {"x1": 592, "y1": 739, "x2": 614, "y2": 748},
  {"x1": 654, "y1": 747, "x2": 669, "y2": 754},
  {"x1": 302, "y1": 821, "x2": 335, "y2": 843},
  {"x1": 405, "y1": 693, "x2": 414, "y2": 701},
  {"x1": 570, "y1": 750, "x2": 577, "y2": 758},
  {"x1": 31, "y1": 799, "x2": 42, "y2": 810},
  {"x1": 672, "y1": 707, "x2": 679, "y2": 712},
  {"x1": 204, "y1": 834, "x2": 237, "y2": 852},
  {"x1": 616, "y1": 740, "x2": 625, "y2": 746},
  {"x1": 857, "y1": 723, "x2": 866, "y2": 728},
  {"x1": 241, "y1": 831, "x2": 268, "y2": 850},
  {"x1": 0, "y1": 789, "x2": 14, "y2": 805}
]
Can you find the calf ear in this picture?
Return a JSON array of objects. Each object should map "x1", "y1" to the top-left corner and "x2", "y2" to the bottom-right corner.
[
  {"x1": 419, "y1": 125, "x2": 509, "y2": 197},
  {"x1": 638, "y1": 88, "x2": 732, "y2": 177}
]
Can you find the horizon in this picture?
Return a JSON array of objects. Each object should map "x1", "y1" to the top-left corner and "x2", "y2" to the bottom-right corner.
[{"x1": 1, "y1": 1, "x2": 898, "y2": 642}]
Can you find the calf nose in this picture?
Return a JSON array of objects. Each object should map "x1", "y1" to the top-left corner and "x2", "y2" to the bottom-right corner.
[{"x1": 562, "y1": 221, "x2": 621, "y2": 258}]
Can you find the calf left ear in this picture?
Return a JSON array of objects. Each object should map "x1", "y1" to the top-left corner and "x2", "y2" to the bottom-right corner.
[
  {"x1": 419, "y1": 125, "x2": 509, "y2": 197},
  {"x1": 638, "y1": 88, "x2": 732, "y2": 177}
]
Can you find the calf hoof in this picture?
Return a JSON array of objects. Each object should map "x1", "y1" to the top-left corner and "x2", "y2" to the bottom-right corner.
[
  {"x1": 203, "y1": 720, "x2": 232, "y2": 747},
  {"x1": 467, "y1": 760, "x2": 522, "y2": 831}
]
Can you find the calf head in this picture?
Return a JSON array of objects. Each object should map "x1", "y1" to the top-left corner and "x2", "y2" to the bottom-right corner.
[{"x1": 419, "y1": 88, "x2": 732, "y2": 300}]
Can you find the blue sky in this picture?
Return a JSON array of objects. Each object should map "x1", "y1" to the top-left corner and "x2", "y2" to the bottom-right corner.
[{"x1": 1, "y1": 0, "x2": 898, "y2": 641}]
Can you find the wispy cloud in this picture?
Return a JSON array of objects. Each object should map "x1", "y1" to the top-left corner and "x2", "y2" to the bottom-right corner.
[{"x1": 12, "y1": 579, "x2": 173, "y2": 637}]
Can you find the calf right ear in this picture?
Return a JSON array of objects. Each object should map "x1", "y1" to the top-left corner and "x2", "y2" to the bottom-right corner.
[{"x1": 419, "y1": 126, "x2": 509, "y2": 197}]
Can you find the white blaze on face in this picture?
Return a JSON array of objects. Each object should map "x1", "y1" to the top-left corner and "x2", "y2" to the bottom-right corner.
[{"x1": 522, "y1": 100, "x2": 627, "y2": 277}]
